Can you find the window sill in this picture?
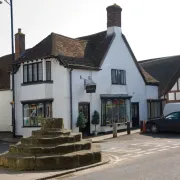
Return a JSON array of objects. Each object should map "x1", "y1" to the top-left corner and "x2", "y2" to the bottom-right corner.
[
  {"x1": 21, "y1": 80, "x2": 53, "y2": 86},
  {"x1": 111, "y1": 83, "x2": 127, "y2": 85},
  {"x1": 22, "y1": 126, "x2": 41, "y2": 128}
]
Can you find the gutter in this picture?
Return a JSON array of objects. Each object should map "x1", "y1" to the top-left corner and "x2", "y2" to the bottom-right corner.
[{"x1": 69, "y1": 69, "x2": 73, "y2": 130}]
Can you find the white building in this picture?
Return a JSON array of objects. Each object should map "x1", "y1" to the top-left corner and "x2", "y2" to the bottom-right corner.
[{"x1": 14, "y1": 4, "x2": 162, "y2": 137}]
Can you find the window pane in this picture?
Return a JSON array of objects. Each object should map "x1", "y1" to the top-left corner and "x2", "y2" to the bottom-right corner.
[
  {"x1": 119, "y1": 100, "x2": 125, "y2": 123},
  {"x1": 23, "y1": 65, "x2": 27, "y2": 83},
  {"x1": 168, "y1": 92, "x2": 175, "y2": 100},
  {"x1": 101, "y1": 100, "x2": 106, "y2": 125},
  {"x1": 23, "y1": 104, "x2": 30, "y2": 126},
  {"x1": 45, "y1": 103, "x2": 52, "y2": 118},
  {"x1": 166, "y1": 112, "x2": 180, "y2": 120},
  {"x1": 176, "y1": 92, "x2": 180, "y2": 100},
  {"x1": 37, "y1": 103, "x2": 44, "y2": 126},
  {"x1": 111, "y1": 70, "x2": 116, "y2": 84},
  {"x1": 28, "y1": 64, "x2": 32, "y2": 82},
  {"x1": 106, "y1": 100, "x2": 113, "y2": 124},
  {"x1": 46, "y1": 61, "x2": 51, "y2": 81},
  {"x1": 38, "y1": 63, "x2": 43, "y2": 81},
  {"x1": 112, "y1": 99, "x2": 119, "y2": 123},
  {"x1": 33, "y1": 63, "x2": 38, "y2": 81},
  {"x1": 29, "y1": 104, "x2": 37, "y2": 126}
]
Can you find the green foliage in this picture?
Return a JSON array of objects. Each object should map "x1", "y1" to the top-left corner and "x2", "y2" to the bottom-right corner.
[
  {"x1": 91, "y1": 110, "x2": 100, "y2": 132},
  {"x1": 76, "y1": 112, "x2": 87, "y2": 128}
]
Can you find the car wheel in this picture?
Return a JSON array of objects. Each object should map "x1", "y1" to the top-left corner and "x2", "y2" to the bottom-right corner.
[{"x1": 151, "y1": 124, "x2": 159, "y2": 133}]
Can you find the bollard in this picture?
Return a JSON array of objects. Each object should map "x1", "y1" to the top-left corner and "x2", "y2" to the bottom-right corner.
[
  {"x1": 127, "y1": 121, "x2": 131, "y2": 134},
  {"x1": 113, "y1": 121, "x2": 117, "y2": 138}
]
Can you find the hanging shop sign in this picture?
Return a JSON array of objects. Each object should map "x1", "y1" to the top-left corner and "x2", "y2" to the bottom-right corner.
[{"x1": 83, "y1": 76, "x2": 96, "y2": 93}]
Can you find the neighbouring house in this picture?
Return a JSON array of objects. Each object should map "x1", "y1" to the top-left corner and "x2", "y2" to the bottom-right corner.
[
  {"x1": 13, "y1": 4, "x2": 162, "y2": 137},
  {"x1": 139, "y1": 55, "x2": 180, "y2": 107},
  {"x1": 0, "y1": 28, "x2": 28, "y2": 132},
  {"x1": 0, "y1": 55, "x2": 12, "y2": 132}
]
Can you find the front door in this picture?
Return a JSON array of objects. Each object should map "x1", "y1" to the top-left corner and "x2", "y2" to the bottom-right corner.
[
  {"x1": 131, "y1": 103, "x2": 139, "y2": 128},
  {"x1": 78, "y1": 103, "x2": 90, "y2": 135}
]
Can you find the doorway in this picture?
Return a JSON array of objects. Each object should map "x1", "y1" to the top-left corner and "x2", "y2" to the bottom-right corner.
[
  {"x1": 131, "y1": 102, "x2": 139, "y2": 128},
  {"x1": 78, "y1": 102, "x2": 90, "y2": 135}
]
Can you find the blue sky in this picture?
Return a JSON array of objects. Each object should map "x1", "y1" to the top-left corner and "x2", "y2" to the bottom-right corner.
[{"x1": 0, "y1": 0, "x2": 180, "y2": 60}]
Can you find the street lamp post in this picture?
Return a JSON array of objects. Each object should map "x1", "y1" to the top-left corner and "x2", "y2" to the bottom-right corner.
[{"x1": 0, "y1": 0, "x2": 16, "y2": 138}]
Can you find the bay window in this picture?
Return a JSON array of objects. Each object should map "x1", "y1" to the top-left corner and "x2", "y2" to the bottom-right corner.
[
  {"x1": 101, "y1": 99, "x2": 127, "y2": 125},
  {"x1": 23, "y1": 101, "x2": 52, "y2": 127}
]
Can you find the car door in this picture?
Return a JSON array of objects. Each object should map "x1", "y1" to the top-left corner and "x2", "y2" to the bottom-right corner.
[{"x1": 164, "y1": 112, "x2": 180, "y2": 132}]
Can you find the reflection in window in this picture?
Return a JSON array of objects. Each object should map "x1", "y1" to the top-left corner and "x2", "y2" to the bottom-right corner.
[
  {"x1": 23, "y1": 102, "x2": 52, "y2": 127},
  {"x1": 101, "y1": 99, "x2": 126, "y2": 125},
  {"x1": 166, "y1": 112, "x2": 180, "y2": 120},
  {"x1": 45, "y1": 103, "x2": 52, "y2": 118}
]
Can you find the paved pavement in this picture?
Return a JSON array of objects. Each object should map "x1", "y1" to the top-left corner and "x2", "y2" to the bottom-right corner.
[{"x1": 55, "y1": 132, "x2": 180, "y2": 180}]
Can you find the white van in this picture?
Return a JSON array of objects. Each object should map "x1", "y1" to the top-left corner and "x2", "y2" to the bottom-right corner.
[{"x1": 163, "y1": 103, "x2": 180, "y2": 117}]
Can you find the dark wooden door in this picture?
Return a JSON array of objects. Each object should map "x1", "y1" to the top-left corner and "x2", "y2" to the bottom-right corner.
[
  {"x1": 78, "y1": 103, "x2": 90, "y2": 135},
  {"x1": 131, "y1": 103, "x2": 139, "y2": 128}
]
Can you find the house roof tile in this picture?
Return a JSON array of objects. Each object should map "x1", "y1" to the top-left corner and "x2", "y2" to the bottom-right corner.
[
  {"x1": 139, "y1": 55, "x2": 180, "y2": 96},
  {"x1": 10, "y1": 30, "x2": 158, "y2": 86}
]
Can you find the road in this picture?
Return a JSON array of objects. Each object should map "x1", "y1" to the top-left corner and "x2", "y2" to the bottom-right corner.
[
  {"x1": 56, "y1": 132, "x2": 180, "y2": 180},
  {"x1": 0, "y1": 141, "x2": 10, "y2": 154}
]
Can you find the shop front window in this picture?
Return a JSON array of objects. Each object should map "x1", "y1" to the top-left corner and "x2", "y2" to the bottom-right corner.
[
  {"x1": 101, "y1": 99, "x2": 127, "y2": 125},
  {"x1": 23, "y1": 101, "x2": 52, "y2": 127}
]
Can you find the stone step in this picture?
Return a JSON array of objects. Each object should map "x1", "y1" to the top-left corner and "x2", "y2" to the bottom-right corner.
[
  {"x1": 9, "y1": 140, "x2": 92, "y2": 155},
  {"x1": 0, "y1": 144, "x2": 101, "y2": 171},
  {"x1": 32, "y1": 129, "x2": 72, "y2": 137},
  {"x1": 21, "y1": 133, "x2": 82, "y2": 146}
]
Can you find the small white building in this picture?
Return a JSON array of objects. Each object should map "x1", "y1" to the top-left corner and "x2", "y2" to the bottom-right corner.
[{"x1": 14, "y1": 4, "x2": 162, "y2": 137}]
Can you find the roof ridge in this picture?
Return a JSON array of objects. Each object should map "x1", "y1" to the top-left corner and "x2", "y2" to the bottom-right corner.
[
  {"x1": 51, "y1": 32, "x2": 87, "y2": 42},
  {"x1": 76, "y1": 30, "x2": 107, "y2": 39}
]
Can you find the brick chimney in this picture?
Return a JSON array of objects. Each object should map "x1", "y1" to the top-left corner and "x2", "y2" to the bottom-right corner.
[
  {"x1": 106, "y1": 3, "x2": 122, "y2": 36},
  {"x1": 15, "y1": 28, "x2": 25, "y2": 59}
]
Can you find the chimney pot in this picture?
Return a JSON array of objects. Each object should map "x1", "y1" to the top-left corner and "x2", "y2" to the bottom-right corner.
[{"x1": 18, "y1": 28, "x2": 21, "y2": 33}]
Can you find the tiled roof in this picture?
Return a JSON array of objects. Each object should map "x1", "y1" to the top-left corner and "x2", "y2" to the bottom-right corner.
[
  {"x1": 139, "y1": 55, "x2": 180, "y2": 96},
  {"x1": 13, "y1": 30, "x2": 158, "y2": 85},
  {"x1": 121, "y1": 34, "x2": 159, "y2": 85}
]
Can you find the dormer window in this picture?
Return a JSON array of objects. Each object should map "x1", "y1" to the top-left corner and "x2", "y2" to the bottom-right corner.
[{"x1": 23, "y1": 62, "x2": 43, "y2": 83}]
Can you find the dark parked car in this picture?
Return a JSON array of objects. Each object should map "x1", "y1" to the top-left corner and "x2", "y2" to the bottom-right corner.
[{"x1": 146, "y1": 111, "x2": 180, "y2": 133}]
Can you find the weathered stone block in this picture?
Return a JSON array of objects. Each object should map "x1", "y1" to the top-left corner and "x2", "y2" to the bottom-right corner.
[
  {"x1": 78, "y1": 152, "x2": 94, "y2": 166},
  {"x1": 0, "y1": 118, "x2": 102, "y2": 171}
]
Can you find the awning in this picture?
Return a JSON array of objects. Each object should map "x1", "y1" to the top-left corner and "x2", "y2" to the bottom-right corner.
[{"x1": 100, "y1": 94, "x2": 132, "y2": 100}]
